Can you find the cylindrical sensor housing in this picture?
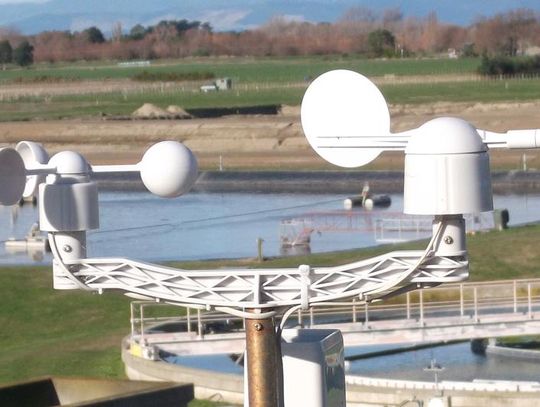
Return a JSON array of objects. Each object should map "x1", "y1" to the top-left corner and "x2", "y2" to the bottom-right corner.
[
  {"x1": 404, "y1": 117, "x2": 493, "y2": 215},
  {"x1": 39, "y1": 181, "x2": 99, "y2": 231}
]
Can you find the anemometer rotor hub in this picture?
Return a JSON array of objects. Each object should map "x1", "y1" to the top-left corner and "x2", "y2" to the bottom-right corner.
[{"x1": 48, "y1": 151, "x2": 90, "y2": 176}]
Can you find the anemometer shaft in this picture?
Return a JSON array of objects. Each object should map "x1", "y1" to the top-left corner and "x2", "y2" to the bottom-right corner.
[
  {"x1": 25, "y1": 165, "x2": 57, "y2": 176},
  {"x1": 91, "y1": 164, "x2": 140, "y2": 173},
  {"x1": 26, "y1": 163, "x2": 141, "y2": 175}
]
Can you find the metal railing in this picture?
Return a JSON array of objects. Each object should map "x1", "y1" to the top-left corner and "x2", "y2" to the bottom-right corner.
[{"x1": 130, "y1": 277, "x2": 540, "y2": 343}]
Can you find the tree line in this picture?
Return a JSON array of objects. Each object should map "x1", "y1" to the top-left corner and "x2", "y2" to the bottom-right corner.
[
  {"x1": 0, "y1": 39, "x2": 33, "y2": 68},
  {"x1": 0, "y1": 8, "x2": 539, "y2": 66}
]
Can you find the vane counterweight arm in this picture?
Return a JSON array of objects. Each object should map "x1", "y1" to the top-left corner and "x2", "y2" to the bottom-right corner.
[
  {"x1": 478, "y1": 128, "x2": 540, "y2": 149},
  {"x1": 314, "y1": 128, "x2": 540, "y2": 151}
]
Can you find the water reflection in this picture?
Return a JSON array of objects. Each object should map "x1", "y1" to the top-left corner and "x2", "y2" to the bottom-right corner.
[
  {"x1": 0, "y1": 192, "x2": 539, "y2": 265},
  {"x1": 346, "y1": 342, "x2": 540, "y2": 382}
]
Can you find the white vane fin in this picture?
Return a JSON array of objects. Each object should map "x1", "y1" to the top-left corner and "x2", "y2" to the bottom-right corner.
[{"x1": 301, "y1": 69, "x2": 391, "y2": 168}]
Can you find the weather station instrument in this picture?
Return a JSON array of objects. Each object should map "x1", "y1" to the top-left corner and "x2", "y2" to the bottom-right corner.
[{"x1": 1, "y1": 69, "x2": 539, "y2": 407}]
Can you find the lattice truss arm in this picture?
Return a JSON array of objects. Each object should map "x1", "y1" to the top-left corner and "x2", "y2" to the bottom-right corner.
[{"x1": 51, "y1": 233, "x2": 468, "y2": 309}]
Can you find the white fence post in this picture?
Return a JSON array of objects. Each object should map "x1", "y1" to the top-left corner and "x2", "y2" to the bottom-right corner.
[
  {"x1": 364, "y1": 302, "x2": 369, "y2": 327},
  {"x1": 197, "y1": 309, "x2": 202, "y2": 337}
]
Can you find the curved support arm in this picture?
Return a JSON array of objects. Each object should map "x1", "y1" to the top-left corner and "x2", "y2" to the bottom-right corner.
[{"x1": 49, "y1": 217, "x2": 468, "y2": 314}]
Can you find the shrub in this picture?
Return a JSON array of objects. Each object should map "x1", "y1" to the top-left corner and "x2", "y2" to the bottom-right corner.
[
  {"x1": 478, "y1": 55, "x2": 540, "y2": 76},
  {"x1": 13, "y1": 41, "x2": 34, "y2": 67}
]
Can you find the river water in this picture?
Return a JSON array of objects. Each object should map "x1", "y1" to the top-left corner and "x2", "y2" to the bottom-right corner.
[{"x1": 1, "y1": 191, "x2": 540, "y2": 265}]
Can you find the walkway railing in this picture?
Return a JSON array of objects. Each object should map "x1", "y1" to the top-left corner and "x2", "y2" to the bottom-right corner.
[{"x1": 129, "y1": 277, "x2": 540, "y2": 352}]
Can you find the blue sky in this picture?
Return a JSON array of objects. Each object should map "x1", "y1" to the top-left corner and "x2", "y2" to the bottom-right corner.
[{"x1": 0, "y1": 0, "x2": 539, "y2": 34}]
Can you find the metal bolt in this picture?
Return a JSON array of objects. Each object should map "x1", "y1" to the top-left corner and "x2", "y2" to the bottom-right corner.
[
  {"x1": 254, "y1": 323, "x2": 263, "y2": 331},
  {"x1": 63, "y1": 245, "x2": 73, "y2": 253},
  {"x1": 444, "y1": 236, "x2": 454, "y2": 245}
]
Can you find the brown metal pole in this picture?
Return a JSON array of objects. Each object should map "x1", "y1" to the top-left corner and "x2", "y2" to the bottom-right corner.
[{"x1": 245, "y1": 311, "x2": 280, "y2": 407}]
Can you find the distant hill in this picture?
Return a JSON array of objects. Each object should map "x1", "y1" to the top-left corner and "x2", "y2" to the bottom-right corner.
[{"x1": 0, "y1": 0, "x2": 539, "y2": 35}]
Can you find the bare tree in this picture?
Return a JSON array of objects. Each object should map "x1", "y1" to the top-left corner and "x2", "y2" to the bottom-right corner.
[
  {"x1": 111, "y1": 22, "x2": 123, "y2": 43},
  {"x1": 15, "y1": 7, "x2": 540, "y2": 62}
]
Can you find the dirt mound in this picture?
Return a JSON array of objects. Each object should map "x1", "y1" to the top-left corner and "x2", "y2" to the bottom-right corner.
[
  {"x1": 166, "y1": 105, "x2": 192, "y2": 119},
  {"x1": 132, "y1": 103, "x2": 169, "y2": 119}
]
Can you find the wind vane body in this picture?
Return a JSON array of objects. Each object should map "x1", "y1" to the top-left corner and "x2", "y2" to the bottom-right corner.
[{"x1": 303, "y1": 70, "x2": 540, "y2": 215}]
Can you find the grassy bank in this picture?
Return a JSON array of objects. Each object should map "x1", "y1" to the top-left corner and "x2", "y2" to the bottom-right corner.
[
  {"x1": 0, "y1": 266, "x2": 130, "y2": 383},
  {"x1": 2, "y1": 56, "x2": 540, "y2": 122}
]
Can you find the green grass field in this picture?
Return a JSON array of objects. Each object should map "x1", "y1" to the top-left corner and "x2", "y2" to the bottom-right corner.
[
  {"x1": 381, "y1": 79, "x2": 540, "y2": 104},
  {"x1": 0, "y1": 56, "x2": 481, "y2": 83},
  {"x1": 2, "y1": 77, "x2": 540, "y2": 122},
  {"x1": 1, "y1": 56, "x2": 539, "y2": 122}
]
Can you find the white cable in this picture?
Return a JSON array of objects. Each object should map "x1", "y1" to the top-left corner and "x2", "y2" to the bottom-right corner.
[
  {"x1": 364, "y1": 220, "x2": 444, "y2": 297},
  {"x1": 278, "y1": 305, "x2": 303, "y2": 331}
]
